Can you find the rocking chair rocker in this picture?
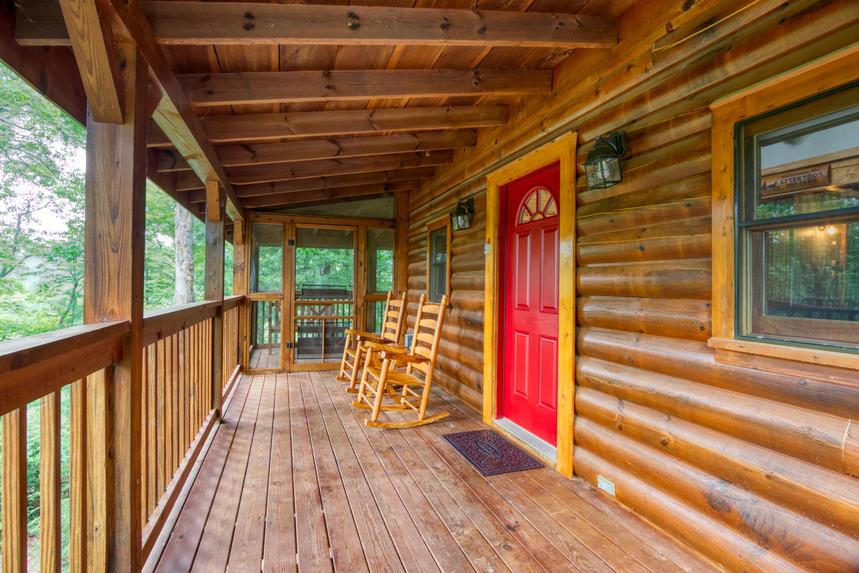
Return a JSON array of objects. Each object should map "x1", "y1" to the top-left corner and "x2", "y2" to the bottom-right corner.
[
  {"x1": 337, "y1": 291, "x2": 407, "y2": 393},
  {"x1": 352, "y1": 294, "x2": 449, "y2": 428}
]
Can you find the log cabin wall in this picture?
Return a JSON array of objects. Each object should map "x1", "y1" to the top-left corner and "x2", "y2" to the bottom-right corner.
[{"x1": 407, "y1": 0, "x2": 859, "y2": 571}]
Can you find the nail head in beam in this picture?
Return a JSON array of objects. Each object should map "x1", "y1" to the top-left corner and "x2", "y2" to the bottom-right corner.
[
  {"x1": 16, "y1": 1, "x2": 618, "y2": 49},
  {"x1": 180, "y1": 69, "x2": 552, "y2": 107}
]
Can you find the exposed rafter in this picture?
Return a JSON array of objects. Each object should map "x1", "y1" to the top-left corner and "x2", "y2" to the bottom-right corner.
[
  {"x1": 179, "y1": 69, "x2": 551, "y2": 107},
  {"x1": 240, "y1": 182, "x2": 417, "y2": 209},
  {"x1": 225, "y1": 151, "x2": 452, "y2": 185},
  {"x1": 145, "y1": 106, "x2": 506, "y2": 146},
  {"x1": 17, "y1": 1, "x2": 617, "y2": 49},
  {"x1": 154, "y1": 130, "x2": 477, "y2": 172},
  {"x1": 95, "y1": 0, "x2": 244, "y2": 220},
  {"x1": 185, "y1": 168, "x2": 437, "y2": 200},
  {"x1": 57, "y1": 0, "x2": 124, "y2": 123}
]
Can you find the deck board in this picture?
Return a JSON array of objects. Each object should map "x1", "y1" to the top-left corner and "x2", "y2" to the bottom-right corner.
[{"x1": 155, "y1": 371, "x2": 719, "y2": 573}]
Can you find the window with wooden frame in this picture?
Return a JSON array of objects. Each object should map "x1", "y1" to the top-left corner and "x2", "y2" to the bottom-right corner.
[
  {"x1": 710, "y1": 46, "x2": 859, "y2": 369},
  {"x1": 426, "y1": 215, "x2": 451, "y2": 303}
]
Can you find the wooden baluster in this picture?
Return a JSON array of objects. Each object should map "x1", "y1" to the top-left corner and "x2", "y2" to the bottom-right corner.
[
  {"x1": 156, "y1": 337, "x2": 166, "y2": 497},
  {"x1": 146, "y1": 345, "x2": 157, "y2": 519},
  {"x1": 1, "y1": 407, "x2": 27, "y2": 573},
  {"x1": 165, "y1": 334, "x2": 174, "y2": 480},
  {"x1": 69, "y1": 379, "x2": 87, "y2": 573},
  {"x1": 40, "y1": 392, "x2": 62, "y2": 573}
]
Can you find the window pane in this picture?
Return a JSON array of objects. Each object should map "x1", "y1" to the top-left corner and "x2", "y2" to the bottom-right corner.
[
  {"x1": 751, "y1": 106, "x2": 859, "y2": 220},
  {"x1": 366, "y1": 228, "x2": 394, "y2": 294},
  {"x1": 760, "y1": 222, "x2": 859, "y2": 321},
  {"x1": 250, "y1": 224, "x2": 283, "y2": 293},
  {"x1": 428, "y1": 227, "x2": 448, "y2": 302}
]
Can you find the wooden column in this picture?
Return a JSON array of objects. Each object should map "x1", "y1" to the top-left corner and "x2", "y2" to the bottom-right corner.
[
  {"x1": 83, "y1": 39, "x2": 147, "y2": 571},
  {"x1": 395, "y1": 191, "x2": 410, "y2": 298},
  {"x1": 205, "y1": 180, "x2": 225, "y2": 415},
  {"x1": 232, "y1": 217, "x2": 249, "y2": 369}
]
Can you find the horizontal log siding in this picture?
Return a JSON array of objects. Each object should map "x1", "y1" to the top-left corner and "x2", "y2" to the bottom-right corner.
[{"x1": 407, "y1": 0, "x2": 859, "y2": 571}]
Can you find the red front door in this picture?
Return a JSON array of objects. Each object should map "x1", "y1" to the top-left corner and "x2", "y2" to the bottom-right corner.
[{"x1": 499, "y1": 162, "x2": 560, "y2": 445}]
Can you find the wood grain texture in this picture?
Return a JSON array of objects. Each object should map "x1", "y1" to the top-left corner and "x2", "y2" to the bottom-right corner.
[
  {"x1": 192, "y1": 106, "x2": 507, "y2": 145},
  {"x1": 180, "y1": 69, "x2": 551, "y2": 107},
  {"x1": 57, "y1": 0, "x2": 123, "y2": 122},
  {"x1": 17, "y1": 1, "x2": 617, "y2": 48},
  {"x1": 1, "y1": 408, "x2": 27, "y2": 573},
  {"x1": 153, "y1": 371, "x2": 716, "y2": 572}
]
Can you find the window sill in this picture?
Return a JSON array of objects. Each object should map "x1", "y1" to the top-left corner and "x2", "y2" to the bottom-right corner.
[{"x1": 708, "y1": 337, "x2": 859, "y2": 371}]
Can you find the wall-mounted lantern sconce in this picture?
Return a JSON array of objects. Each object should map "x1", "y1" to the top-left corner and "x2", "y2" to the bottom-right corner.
[
  {"x1": 584, "y1": 131, "x2": 628, "y2": 190},
  {"x1": 452, "y1": 197, "x2": 475, "y2": 231}
]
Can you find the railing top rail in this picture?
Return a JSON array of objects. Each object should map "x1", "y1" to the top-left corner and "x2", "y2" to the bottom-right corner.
[
  {"x1": 223, "y1": 294, "x2": 243, "y2": 311},
  {"x1": 142, "y1": 299, "x2": 221, "y2": 345},
  {"x1": 0, "y1": 320, "x2": 129, "y2": 416}
]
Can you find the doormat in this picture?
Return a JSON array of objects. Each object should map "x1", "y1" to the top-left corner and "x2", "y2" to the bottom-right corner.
[{"x1": 443, "y1": 430, "x2": 544, "y2": 476}]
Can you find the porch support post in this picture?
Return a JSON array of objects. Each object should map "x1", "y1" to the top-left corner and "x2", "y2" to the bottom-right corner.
[
  {"x1": 232, "y1": 217, "x2": 249, "y2": 369},
  {"x1": 205, "y1": 180, "x2": 225, "y2": 416},
  {"x1": 83, "y1": 41, "x2": 146, "y2": 571},
  {"x1": 395, "y1": 191, "x2": 410, "y2": 298}
]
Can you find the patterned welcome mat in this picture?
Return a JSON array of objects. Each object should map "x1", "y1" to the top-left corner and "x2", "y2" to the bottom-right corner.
[{"x1": 443, "y1": 430, "x2": 544, "y2": 476}]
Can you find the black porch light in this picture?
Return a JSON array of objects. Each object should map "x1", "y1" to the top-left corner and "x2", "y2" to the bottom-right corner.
[
  {"x1": 584, "y1": 132, "x2": 628, "y2": 190},
  {"x1": 452, "y1": 197, "x2": 475, "y2": 231}
]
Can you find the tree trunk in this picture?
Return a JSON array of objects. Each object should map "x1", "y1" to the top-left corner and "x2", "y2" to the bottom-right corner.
[{"x1": 174, "y1": 206, "x2": 194, "y2": 304}]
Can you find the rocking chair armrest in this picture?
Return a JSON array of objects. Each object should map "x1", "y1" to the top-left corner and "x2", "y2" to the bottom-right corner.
[
  {"x1": 345, "y1": 328, "x2": 380, "y2": 339},
  {"x1": 362, "y1": 341, "x2": 408, "y2": 355}
]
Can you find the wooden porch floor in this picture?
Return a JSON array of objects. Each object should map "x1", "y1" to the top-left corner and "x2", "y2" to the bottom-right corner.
[{"x1": 152, "y1": 371, "x2": 718, "y2": 573}]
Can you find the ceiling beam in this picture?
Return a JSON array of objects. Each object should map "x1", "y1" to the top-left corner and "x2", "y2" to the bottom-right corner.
[
  {"x1": 186, "y1": 168, "x2": 436, "y2": 200},
  {"x1": 155, "y1": 130, "x2": 477, "y2": 172},
  {"x1": 57, "y1": 0, "x2": 124, "y2": 123},
  {"x1": 177, "y1": 106, "x2": 506, "y2": 144},
  {"x1": 96, "y1": 0, "x2": 244, "y2": 221},
  {"x1": 225, "y1": 151, "x2": 452, "y2": 185},
  {"x1": 241, "y1": 182, "x2": 417, "y2": 209},
  {"x1": 17, "y1": 1, "x2": 617, "y2": 49},
  {"x1": 180, "y1": 69, "x2": 551, "y2": 107}
]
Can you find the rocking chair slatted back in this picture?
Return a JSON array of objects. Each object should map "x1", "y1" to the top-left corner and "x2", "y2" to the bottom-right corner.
[
  {"x1": 337, "y1": 291, "x2": 407, "y2": 390},
  {"x1": 351, "y1": 294, "x2": 450, "y2": 429}
]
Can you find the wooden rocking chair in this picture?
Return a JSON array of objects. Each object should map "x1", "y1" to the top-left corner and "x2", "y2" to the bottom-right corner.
[
  {"x1": 337, "y1": 291, "x2": 407, "y2": 393},
  {"x1": 352, "y1": 295, "x2": 449, "y2": 428}
]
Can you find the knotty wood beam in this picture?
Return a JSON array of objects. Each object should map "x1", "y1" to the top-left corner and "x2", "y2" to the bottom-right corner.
[
  {"x1": 155, "y1": 130, "x2": 477, "y2": 172},
  {"x1": 83, "y1": 40, "x2": 146, "y2": 570},
  {"x1": 95, "y1": 0, "x2": 245, "y2": 222},
  {"x1": 240, "y1": 181, "x2": 416, "y2": 209},
  {"x1": 17, "y1": 1, "x2": 617, "y2": 49},
  {"x1": 187, "y1": 168, "x2": 436, "y2": 200},
  {"x1": 149, "y1": 106, "x2": 506, "y2": 145},
  {"x1": 57, "y1": 0, "x2": 124, "y2": 122},
  {"x1": 225, "y1": 151, "x2": 451, "y2": 185},
  {"x1": 180, "y1": 69, "x2": 552, "y2": 107}
]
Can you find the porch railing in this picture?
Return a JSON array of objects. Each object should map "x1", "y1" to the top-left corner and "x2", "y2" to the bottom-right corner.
[{"x1": 0, "y1": 296, "x2": 245, "y2": 571}]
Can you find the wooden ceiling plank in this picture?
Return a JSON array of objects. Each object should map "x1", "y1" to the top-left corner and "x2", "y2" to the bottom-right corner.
[
  {"x1": 96, "y1": 0, "x2": 245, "y2": 221},
  {"x1": 17, "y1": 1, "x2": 617, "y2": 49},
  {"x1": 225, "y1": 150, "x2": 451, "y2": 185},
  {"x1": 57, "y1": 0, "x2": 124, "y2": 123},
  {"x1": 180, "y1": 69, "x2": 551, "y2": 107},
  {"x1": 195, "y1": 105, "x2": 507, "y2": 144},
  {"x1": 155, "y1": 130, "x2": 476, "y2": 172}
]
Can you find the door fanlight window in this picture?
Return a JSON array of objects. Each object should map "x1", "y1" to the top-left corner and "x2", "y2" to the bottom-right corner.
[{"x1": 518, "y1": 187, "x2": 558, "y2": 225}]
